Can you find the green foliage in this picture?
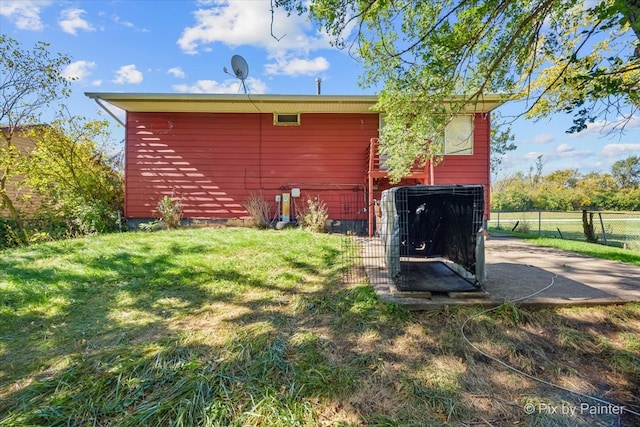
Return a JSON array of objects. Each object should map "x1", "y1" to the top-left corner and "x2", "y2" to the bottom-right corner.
[
  {"x1": 0, "y1": 218, "x2": 24, "y2": 247},
  {"x1": 276, "y1": 0, "x2": 639, "y2": 175},
  {"x1": 138, "y1": 219, "x2": 162, "y2": 232},
  {"x1": 1, "y1": 35, "x2": 73, "y2": 243},
  {"x1": 22, "y1": 116, "x2": 124, "y2": 237},
  {"x1": 521, "y1": 235, "x2": 640, "y2": 266},
  {"x1": 490, "y1": 120, "x2": 517, "y2": 174},
  {"x1": 298, "y1": 195, "x2": 329, "y2": 233},
  {"x1": 611, "y1": 155, "x2": 640, "y2": 188},
  {"x1": 492, "y1": 156, "x2": 640, "y2": 212},
  {"x1": 0, "y1": 36, "x2": 123, "y2": 244},
  {"x1": 0, "y1": 35, "x2": 72, "y2": 126}
]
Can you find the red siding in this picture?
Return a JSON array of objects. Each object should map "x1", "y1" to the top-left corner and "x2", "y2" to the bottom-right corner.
[
  {"x1": 125, "y1": 112, "x2": 378, "y2": 220},
  {"x1": 125, "y1": 111, "x2": 491, "y2": 222}
]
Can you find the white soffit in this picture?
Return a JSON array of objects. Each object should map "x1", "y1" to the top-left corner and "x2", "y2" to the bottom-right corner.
[{"x1": 84, "y1": 93, "x2": 509, "y2": 114}]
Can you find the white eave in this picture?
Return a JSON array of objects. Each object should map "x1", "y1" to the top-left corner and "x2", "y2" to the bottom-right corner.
[{"x1": 84, "y1": 92, "x2": 509, "y2": 115}]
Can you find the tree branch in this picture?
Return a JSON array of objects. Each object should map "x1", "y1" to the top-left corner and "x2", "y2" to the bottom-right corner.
[{"x1": 270, "y1": 0, "x2": 286, "y2": 41}]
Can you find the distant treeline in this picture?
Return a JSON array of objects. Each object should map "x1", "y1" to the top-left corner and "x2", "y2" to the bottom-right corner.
[{"x1": 491, "y1": 155, "x2": 640, "y2": 212}]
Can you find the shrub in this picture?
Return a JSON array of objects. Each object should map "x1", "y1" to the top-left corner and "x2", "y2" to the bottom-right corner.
[
  {"x1": 0, "y1": 218, "x2": 23, "y2": 248},
  {"x1": 68, "y1": 198, "x2": 120, "y2": 235},
  {"x1": 156, "y1": 195, "x2": 182, "y2": 229},
  {"x1": 515, "y1": 218, "x2": 531, "y2": 234},
  {"x1": 299, "y1": 196, "x2": 328, "y2": 233},
  {"x1": 244, "y1": 193, "x2": 273, "y2": 228}
]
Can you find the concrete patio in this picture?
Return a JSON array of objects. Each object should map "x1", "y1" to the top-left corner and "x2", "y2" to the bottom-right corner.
[{"x1": 367, "y1": 234, "x2": 640, "y2": 310}]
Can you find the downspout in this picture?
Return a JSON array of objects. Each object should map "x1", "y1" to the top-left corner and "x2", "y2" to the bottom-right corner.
[
  {"x1": 91, "y1": 97, "x2": 126, "y2": 127},
  {"x1": 430, "y1": 159, "x2": 435, "y2": 185}
]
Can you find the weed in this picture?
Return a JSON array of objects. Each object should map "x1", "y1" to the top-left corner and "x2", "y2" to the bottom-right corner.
[
  {"x1": 493, "y1": 302, "x2": 530, "y2": 326},
  {"x1": 516, "y1": 218, "x2": 531, "y2": 234},
  {"x1": 244, "y1": 193, "x2": 273, "y2": 229},
  {"x1": 298, "y1": 195, "x2": 328, "y2": 233},
  {"x1": 156, "y1": 194, "x2": 182, "y2": 229}
]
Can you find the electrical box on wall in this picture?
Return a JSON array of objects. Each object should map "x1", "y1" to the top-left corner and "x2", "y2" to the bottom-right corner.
[
  {"x1": 291, "y1": 188, "x2": 301, "y2": 198},
  {"x1": 281, "y1": 193, "x2": 291, "y2": 222}
]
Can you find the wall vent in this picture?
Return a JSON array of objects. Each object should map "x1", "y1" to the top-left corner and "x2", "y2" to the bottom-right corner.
[{"x1": 274, "y1": 113, "x2": 300, "y2": 126}]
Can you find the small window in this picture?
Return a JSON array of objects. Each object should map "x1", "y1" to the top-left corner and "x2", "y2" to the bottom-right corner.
[
  {"x1": 444, "y1": 115, "x2": 473, "y2": 155},
  {"x1": 274, "y1": 113, "x2": 300, "y2": 126}
]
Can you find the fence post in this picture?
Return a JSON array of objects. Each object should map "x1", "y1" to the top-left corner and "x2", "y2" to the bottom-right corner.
[
  {"x1": 538, "y1": 210, "x2": 542, "y2": 236},
  {"x1": 497, "y1": 211, "x2": 501, "y2": 229},
  {"x1": 598, "y1": 212, "x2": 608, "y2": 246}
]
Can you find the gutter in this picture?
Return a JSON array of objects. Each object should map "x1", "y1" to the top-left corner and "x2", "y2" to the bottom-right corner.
[{"x1": 86, "y1": 94, "x2": 126, "y2": 127}]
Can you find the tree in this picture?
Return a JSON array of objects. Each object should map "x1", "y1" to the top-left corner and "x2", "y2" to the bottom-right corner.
[
  {"x1": 276, "y1": 0, "x2": 640, "y2": 178},
  {"x1": 490, "y1": 120, "x2": 517, "y2": 174},
  {"x1": 529, "y1": 155, "x2": 545, "y2": 186},
  {"x1": 23, "y1": 114, "x2": 123, "y2": 236},
  {"x1": 0, "y1": 35, "x2": 72, "y2": 243},
  {"x1": 611, "y1": 155, "x2": 640, "y2": 188}
]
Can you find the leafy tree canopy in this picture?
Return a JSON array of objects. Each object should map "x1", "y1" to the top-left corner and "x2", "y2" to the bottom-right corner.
[
  {"x1": 277, "y1": 0, "x2": 640, "y2": 180},
  {"x1": 1, "y1": 34, "x2": 72, "y2": 242},
  {"x1": 23, "y1": 114, "x2": 124, "y2": 236},
  {"x1": 492, "y1": 155, "x2": 640, "y2": 211},
  {"x1": 611, "y1": 155, "x2": 640, "y2": 187},
  {"x1": 0, "y1": 35, "x2": 72, "y2": 133},
  {"x1": 1, "y1": 35, "x2": 123, "y2": 245}
]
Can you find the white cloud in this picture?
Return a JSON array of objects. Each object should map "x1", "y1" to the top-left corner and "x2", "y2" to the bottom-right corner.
[
  {"x1": 173, "y1": 77, "x2": 267, "y2": 94},
  {"x1": 0, "y1": 0, "x2": 51, "y2": 31},
  {"x1": 177, "y1": 0, "x2": 331, "y2": 55},
  {"x1": 113, "y1": 15, "x2": 134, "y2": 28},
  {"x1": 62, "y1": 60, "x2": 96, "y2": 82},
  {"x1": 168, "y1": 67, "x2": 186, "y2": 79},
  {"x1": 59, "y1": 8, "x2": 95, "y2": 35},
  {"x1": 113, "y1": 64, "x2": 143, "y2": 84},
  {"x1": 523, "y1": 151, "x2": 544, "y2": 161},
  {"x1": 600, "y1": 143, "x2": 640, "y2": 157},
  {"x1": 556, "y1": 143, "x2": 574, "y2": 153},
  {"x1": 265, "y1": 55, "x2": 330, "y2": 76},
  {"x1": 112, "y1": 14, "x2": 149, "y2": 32},
  {"x1": 91, "y1": 79, "x2": 102, "y2": 87},
  {"x1": 526, "y1": 133, "x2": 554, "y2": 144}
]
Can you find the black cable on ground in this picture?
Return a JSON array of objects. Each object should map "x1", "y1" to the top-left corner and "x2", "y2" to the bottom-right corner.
[{"x1": 460, "y1": 271, "x2": 640, "y2": 418}]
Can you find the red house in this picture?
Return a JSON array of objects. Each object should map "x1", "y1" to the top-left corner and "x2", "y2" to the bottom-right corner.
[{"x1": 86, "y1": 93, "x2": 505, "y2": 235}]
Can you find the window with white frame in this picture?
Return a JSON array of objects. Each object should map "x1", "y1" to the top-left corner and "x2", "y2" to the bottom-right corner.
[{"x1": 444, "y1": 115, "x2": 473, "y2": 155}]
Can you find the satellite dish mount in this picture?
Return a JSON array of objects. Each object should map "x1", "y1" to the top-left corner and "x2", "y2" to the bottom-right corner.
[{"x1": 223, "y1": 55, "x2": 249, "y2": 94}]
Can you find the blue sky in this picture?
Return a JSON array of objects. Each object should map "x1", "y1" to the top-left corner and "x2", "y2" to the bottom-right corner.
[{"x1": 1, "y1": 0, "x2": 638, "y2": 179}]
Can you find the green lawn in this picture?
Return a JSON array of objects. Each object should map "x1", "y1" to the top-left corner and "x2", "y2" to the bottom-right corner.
[
  {"x1": 488, "y1": 229, "x2": 640, "y2": 266},
  {"x1": 1, "y1": 228, "x2": 639, "y2": 426},
  {"x1": 489, "y1": 211, "x2": 640, "y2": 250}
]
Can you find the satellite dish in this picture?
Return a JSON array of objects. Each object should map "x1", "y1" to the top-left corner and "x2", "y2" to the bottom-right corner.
[
  {"x1": 229, "y1": 54, "x2": 249, "y2": 94},
  {"x1": 231, "y1": 55, "x2": 249, "y2": 80}
]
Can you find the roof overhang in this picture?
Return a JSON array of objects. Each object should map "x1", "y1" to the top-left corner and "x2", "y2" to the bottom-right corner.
[{"x1": 84, "y1": 92, "x2": 509, "y2": 115}]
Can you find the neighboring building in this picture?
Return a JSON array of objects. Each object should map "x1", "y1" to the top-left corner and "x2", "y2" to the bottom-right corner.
[
  {"x1": 86, "y1": 93, "x2": 505, "y2": 235},
  {"x1": 0, "y1": 127, "x2": 41, "y2": 217}
]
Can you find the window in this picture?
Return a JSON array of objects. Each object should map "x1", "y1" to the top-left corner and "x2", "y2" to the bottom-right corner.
[
  {"x1": 444, "y1": 115, "x2": 473, "y2": 155},
  {"x1": 274, "y1": 113, "x2": 300, "y2": 126}
]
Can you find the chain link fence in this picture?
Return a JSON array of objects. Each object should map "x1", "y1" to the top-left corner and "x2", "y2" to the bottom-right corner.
[{"x1": 489, "y1": 211, "x2": 640, "y2": 251}]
